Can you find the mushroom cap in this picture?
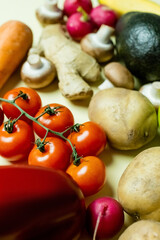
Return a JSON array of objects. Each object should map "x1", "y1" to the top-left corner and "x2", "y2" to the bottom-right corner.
[
  {"x1": 21, "y1": 54, "x2": 56, "y2": 89},
  {"x1": 104, "y1": 62, "x2": 134, "y2": 89},
  {"x1": 81, "y1": 35, "x2": 114, "y2": 62},
  {"x1": 36, "y1": 0, "x2": 63, "y2": 24},
  {"x1": 139, "y1": 81, "x2": 160, "y2": 110},
  {"x1": 80, "y1": 25, "x2": 115, "y2": 63}
]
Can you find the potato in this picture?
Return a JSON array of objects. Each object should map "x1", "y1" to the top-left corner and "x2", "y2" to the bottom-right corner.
[
  {"x1": 88, "y1": 88, "x2": 157, "y2": 150},
  {"x1": 118, "y1": 147, "x2": 160, "y2": 221},
  {"x1": 118, "y1": 220, "x2": 160, "y2": 240}
]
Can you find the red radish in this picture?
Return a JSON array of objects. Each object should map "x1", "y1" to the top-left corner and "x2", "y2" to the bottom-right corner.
[
  {"x1": 64, "y1": 0, "x2": 92, "y2": 17},
  {"x1": 90, "y1": 5, "x2": 118, "y2": 29},
  {"x1": 86, "y1": 197, "x2": 124, "y2": 239},
  {"x1": 66, "y1": 7, "x2": 94, "y2": 41}
]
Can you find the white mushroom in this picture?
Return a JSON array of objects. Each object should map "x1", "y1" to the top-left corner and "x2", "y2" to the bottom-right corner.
[
  {"x1": 21, "y1": 54, "x2": 56, "y2": 89},
  {"x1": 139, "y1": 81, "x2": 160, "y2": 110},
  {"x1": 98, "y1": 78, "x2": 115, "y2": 90},
  {"x1": 80, "y1": 24, "x2": 115, "y2": 63},
  {"x1": 98, "y1": 62, "x2": 134, "y2": 90},
  {"x1": 98, "y1": 70, "x2": 114, "y2": 90},
  {"x1": 28, "y1": 47, "x2": 44, "y2": 56},
  {"x1": 36, "y1": 0, "x2": 63, "y2": 25}
]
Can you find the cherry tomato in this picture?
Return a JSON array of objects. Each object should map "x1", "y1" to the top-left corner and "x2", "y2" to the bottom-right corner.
[
  {"x1": 33, "y1": 103, "x2": 74, "y2": 138},
  {"x1": 28, "y1": 137, "x2": 71, "y2": 171},
  {"x1": 0, "y1": 107, "x2": 4, "y2": 126},
  {"x1": 67, "y1": 121, "x2": 107, "y2": 157},
  {"x1": 66, "y1": 156, "x2": 106, "y2": 196},
  {"x1": 0, "y1": 120, "x2": 35, "y2": 161},
  {"x1": 2, "y1": 87, "x2": 42, "y2": 124}
]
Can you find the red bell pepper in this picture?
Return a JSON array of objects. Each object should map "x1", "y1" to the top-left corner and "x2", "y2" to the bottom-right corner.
[{"x1": 0, "y1": 165, "x2": 86, "y2": 240}]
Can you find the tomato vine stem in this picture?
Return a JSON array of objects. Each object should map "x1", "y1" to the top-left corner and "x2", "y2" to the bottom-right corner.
[
  {"x1": 13, "y1": 90, "x2": 28, "y2": 102},
  {"x1": 0, "y1": 97, "x2": 81, "y2": 163},
  {"x1": 35, "y1": 105, "x2": 62, "y2": 120}
]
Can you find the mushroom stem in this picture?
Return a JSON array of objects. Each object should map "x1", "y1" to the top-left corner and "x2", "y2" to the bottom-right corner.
[
  {"x1": 98, "y1": 78, "x2": 114, "y2": 90},
  {"x1": 96, "y1": 24, "x2": 115, "y2": 43},
  {"x1": 45, "y1": 0, "x2": 59, "y2": 11},
  {"x1": 27, "y1": 54, "x2": 43, "y2": 69}
]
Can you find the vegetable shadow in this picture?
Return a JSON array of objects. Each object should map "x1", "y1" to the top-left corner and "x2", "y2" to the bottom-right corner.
[
  {"x1": 72, "y1": 97, "x2": 92, "y2": 108},
  {"x1": 0, "y1": 67, "x2": 21, "y2": 97},
  {"x1": 37, "y1": 77, "x2": 59, "y2": 94},
  {"x1": 85, "y1": 180, "x2": 114, "y2": 208}
]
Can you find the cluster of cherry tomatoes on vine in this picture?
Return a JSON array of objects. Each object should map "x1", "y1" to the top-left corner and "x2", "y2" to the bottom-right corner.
[{"x1": 0, "y1": 87, "x2": 107, "y2": 197}]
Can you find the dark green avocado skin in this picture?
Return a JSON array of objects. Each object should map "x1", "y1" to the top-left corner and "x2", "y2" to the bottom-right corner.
[{"x1": 115, "y1": 12, "x2": 160, "y2": 83}]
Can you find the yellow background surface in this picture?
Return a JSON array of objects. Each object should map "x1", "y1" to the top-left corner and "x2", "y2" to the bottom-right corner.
[{"x1": 0, "y1": 0, "x2": 160, "y2": 239}]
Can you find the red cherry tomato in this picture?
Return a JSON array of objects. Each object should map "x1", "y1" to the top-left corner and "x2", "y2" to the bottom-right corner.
[
  {"x1": 28, "y1": 137, "x2": 71, "y2": 171},
  {"x1": 0, "y1": 120, "x2": 35, "y2": 161},
  {"x1": 2, "y1": 87, "x2": 42, "y2": 124},
  {"x1": 33, "y1": 103, "x2": 74, "y2": 138},
  {"x1": 66, "y1": 156, "x2": 106, "y2": 196},
  {"x1": 67, "y1": 121, "x2": 107, "y2": 157},
  {"x1": 0, "y1": 107, "x2": 4, "y2": 126}
]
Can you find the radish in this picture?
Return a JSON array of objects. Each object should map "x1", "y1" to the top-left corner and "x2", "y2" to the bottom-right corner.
[
  {"x1": 63, "y1": 0, "x2": 92, "y2": 17},
  {"x1": 86, "y1": 197, "x2": 124, "y2": 239},
  {"x1": 66, "y1": 7, "x2": 94, "y2": 41},
  {"x1": 90, "y1": 5, "x2": 118, "y2": 29}
]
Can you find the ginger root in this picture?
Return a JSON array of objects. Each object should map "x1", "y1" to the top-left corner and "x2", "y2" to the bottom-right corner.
[{"x1": 38, "y1": 24, "x2": 101, "y2": 100}]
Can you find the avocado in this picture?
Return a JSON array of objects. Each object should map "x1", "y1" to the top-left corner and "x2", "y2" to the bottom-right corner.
[{"x1": 115, "y1": 12, "x2": 160, "y2": 83}]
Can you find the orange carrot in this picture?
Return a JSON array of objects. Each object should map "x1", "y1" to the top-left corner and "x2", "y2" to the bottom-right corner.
[{"x1": 0, "y1": 20, "x2": 33, "y2": 89}]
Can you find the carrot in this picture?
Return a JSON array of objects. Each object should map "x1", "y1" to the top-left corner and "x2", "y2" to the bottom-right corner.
[{"x1": 0, "y1": 20, "x2": 33, "y2": 89}]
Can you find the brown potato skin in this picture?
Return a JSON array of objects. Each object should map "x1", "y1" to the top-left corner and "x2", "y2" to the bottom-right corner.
[
  {"x1": 118, "y1": 147, "x2": 160, "y2": 221},
  {"x1": 88, "y1": 88, "x2": 157, "y2": 150},
  {"x1": 118, "y1": 220, "x2": 160, "y2": 240}
]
